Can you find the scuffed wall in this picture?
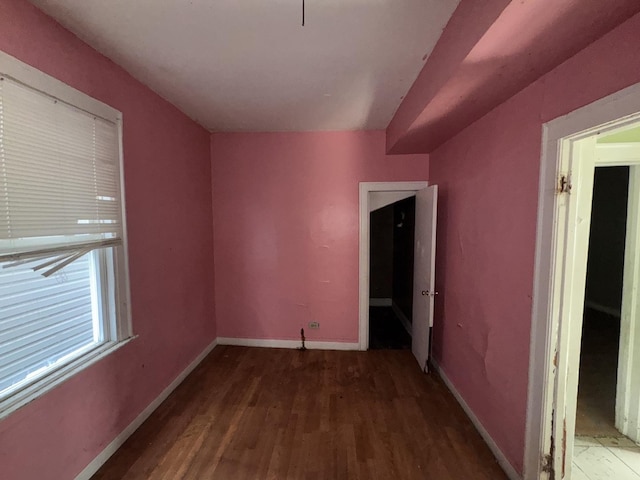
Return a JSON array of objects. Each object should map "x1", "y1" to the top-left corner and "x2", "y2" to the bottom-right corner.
[
  {"x1": 211, "y1": 131, "x2": 428, "y2": 343},
  {"x1": 429, "y1": 11, "x2": 640, "y2": 474},
  {"x1": 0, "y1": 1, "x2": 216, "y2": 478}
]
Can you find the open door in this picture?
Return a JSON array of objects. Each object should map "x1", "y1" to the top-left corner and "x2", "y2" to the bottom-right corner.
[
  {"x1": 616, "y1": 161, "x2": 640, "y2": 444},
  {"x1": 412, "y1": 185, "x2": 438, "y2": 372}
]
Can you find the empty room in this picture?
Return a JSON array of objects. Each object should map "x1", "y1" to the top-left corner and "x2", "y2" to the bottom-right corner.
[{"x1": 2, "y1": 1, "x2": 640, "y2": 479}]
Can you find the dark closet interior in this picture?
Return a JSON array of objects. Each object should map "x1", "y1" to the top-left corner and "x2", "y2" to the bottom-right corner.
[{"x1": 369, "y1": 196, "x2": 415, "y2": 349}]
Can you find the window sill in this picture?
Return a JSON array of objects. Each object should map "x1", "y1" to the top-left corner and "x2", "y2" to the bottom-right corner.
[{"x1": 0, "y1": 335, "x2": 138, "y2": 421}]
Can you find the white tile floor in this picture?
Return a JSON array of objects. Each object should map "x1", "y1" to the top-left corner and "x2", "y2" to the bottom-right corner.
[{"x1": 573, "y1": 436, "x2": 640, "y2": 479}]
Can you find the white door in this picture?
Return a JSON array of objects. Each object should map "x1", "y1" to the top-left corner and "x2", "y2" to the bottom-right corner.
[
  {"x1": 412, "y1": 185, "x2": 438, "y2": 372},
  {"x1": 605, "y1": 151, "x2": 640, "y2": 445}
]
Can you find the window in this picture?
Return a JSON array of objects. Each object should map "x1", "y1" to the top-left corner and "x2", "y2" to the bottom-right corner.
[{"x1": 0, "y1": 53, "x2": 132, "y2": 417}]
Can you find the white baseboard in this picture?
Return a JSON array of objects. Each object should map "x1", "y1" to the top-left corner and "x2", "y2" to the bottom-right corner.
[
  {"x1": 74, "y1": 338, "x2": 219, "y2": 480},
  {"x1": 431, "y1": 359, "x2": 521, "y2": 480},
  {"x1": 391, "y1": 301, "x2": 412, "y2": 336},
  {"x1": 217, "y1": 337, "x2": 359, "y2": 351},
  {"x1": 369, "y1": 298, "x2": 392, "y2": 307},
  {"x1": 585, "y1": 300, "x2": 621, "y2": 318}
]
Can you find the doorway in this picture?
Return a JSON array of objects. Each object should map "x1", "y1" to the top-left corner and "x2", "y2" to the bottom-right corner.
[
  {"x1": 368, "y1": 196, "x2": 415, "y2": 350},
  {"x1": 572, "y1": 164, "x2": 640, "y2": 479},
  {"x1": 525, "y1": 83, "x2": 640, "y2": 480},
  {"x1": 576, "y1": 166, "x2": 628, "y2": 439},
  {"x1": 358, "y1": 181, "x2": 426, "y2": 352},
  {"x1": 358, "y1": 181, "x2": 438, "y2": 371}
]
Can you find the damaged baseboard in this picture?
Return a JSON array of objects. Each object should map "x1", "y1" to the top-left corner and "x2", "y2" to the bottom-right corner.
[
  {"x1": 431, "y1": 358, "x2": 521, "y2": 480},
  {"x1": 217, "y1": 337, "x2": 359, "y2": 351}
]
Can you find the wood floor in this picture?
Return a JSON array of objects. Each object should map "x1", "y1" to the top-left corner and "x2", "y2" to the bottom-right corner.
[
  {"x1": 93, "y1": 346, "x2": 507, "y2": 480},
  {"x1": 576, "y1": 308, "x2": 621, "y2": 437},
  {"x1": 573, "y1": 436, "x2": 640, "y2": 479}
]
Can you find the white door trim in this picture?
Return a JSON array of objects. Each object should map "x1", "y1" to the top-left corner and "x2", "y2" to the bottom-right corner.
[
  {"x1": 358, "y1": 181, "x2": 428, "y2": 351},
  {"x1": 616, "y1": 164, "x2": 640, "y2": 443},
  {"x1": 525, "y1": 81, "x2": 640, "y2": 480}
]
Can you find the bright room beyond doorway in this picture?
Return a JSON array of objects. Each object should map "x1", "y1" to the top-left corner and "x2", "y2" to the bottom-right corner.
[{"x1": 573, "y1": 141, "x2": 640, "y2": 479}]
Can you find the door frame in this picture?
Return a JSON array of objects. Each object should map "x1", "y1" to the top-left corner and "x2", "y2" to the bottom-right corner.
[
  {"x1": 603, "y1": 148, "x2": 640, "y2": 443},
  {"x1": 524, "y1": 82, "x2": 640, "y2": 480},
  {"x1": 358, "y1": 181, "x2": 428, "y2": 351}
]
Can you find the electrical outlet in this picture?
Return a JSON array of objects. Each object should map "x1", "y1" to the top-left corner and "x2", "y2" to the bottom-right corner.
[{"x1": 308, "y1": 321, "x2": 320, "y2": 329}]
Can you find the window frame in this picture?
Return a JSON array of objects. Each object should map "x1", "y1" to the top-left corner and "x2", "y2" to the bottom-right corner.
[{"x1": 0, "y1": 50, "x2": 133, "y2": 420}]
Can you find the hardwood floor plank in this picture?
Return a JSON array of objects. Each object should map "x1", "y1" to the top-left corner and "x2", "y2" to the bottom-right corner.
[
  {"x1": 609, "y1": 447, "x2": 640, "y2": 475},
  {"x1": 92, "y1": 347, "x2": 508, "y2": 480},
  {"x1": 573, "y1": 446, "x2": 640, "y2": 480}
]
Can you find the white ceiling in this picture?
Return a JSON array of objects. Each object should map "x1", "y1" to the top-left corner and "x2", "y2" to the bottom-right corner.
[{"x1": 29, "y1": 0, "x2": 460, "y2": 132}]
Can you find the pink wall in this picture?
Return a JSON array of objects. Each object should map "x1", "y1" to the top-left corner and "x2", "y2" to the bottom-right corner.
[
  {"x1": 386, "y1": 0, "x2": 509, "y2": 153},
  {"x1": 0, "y1": 1, "x2": 216, "y2": 479},
  {"x1": 428, "y1": 12, "x2": 640, "y2": 474},
  {"x1": 211, "y1": 131, "x2": 428, "y2": 343},
  {"x1": 387, "y1": 0, "x2": 640, "y2": 154}
]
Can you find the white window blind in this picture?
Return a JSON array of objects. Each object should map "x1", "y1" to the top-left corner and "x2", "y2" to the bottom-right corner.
[
  {"x1": 0, "y1": 54, "x2": 130, "y2": 414},
  {"x1": 0, "y1": 75, "x2": 123, "y2": 275}
]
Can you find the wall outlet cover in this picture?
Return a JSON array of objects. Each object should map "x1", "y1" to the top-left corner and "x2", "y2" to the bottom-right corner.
[{"x1": 308, "y1": 321, "x2": 320, "y2": 329}]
